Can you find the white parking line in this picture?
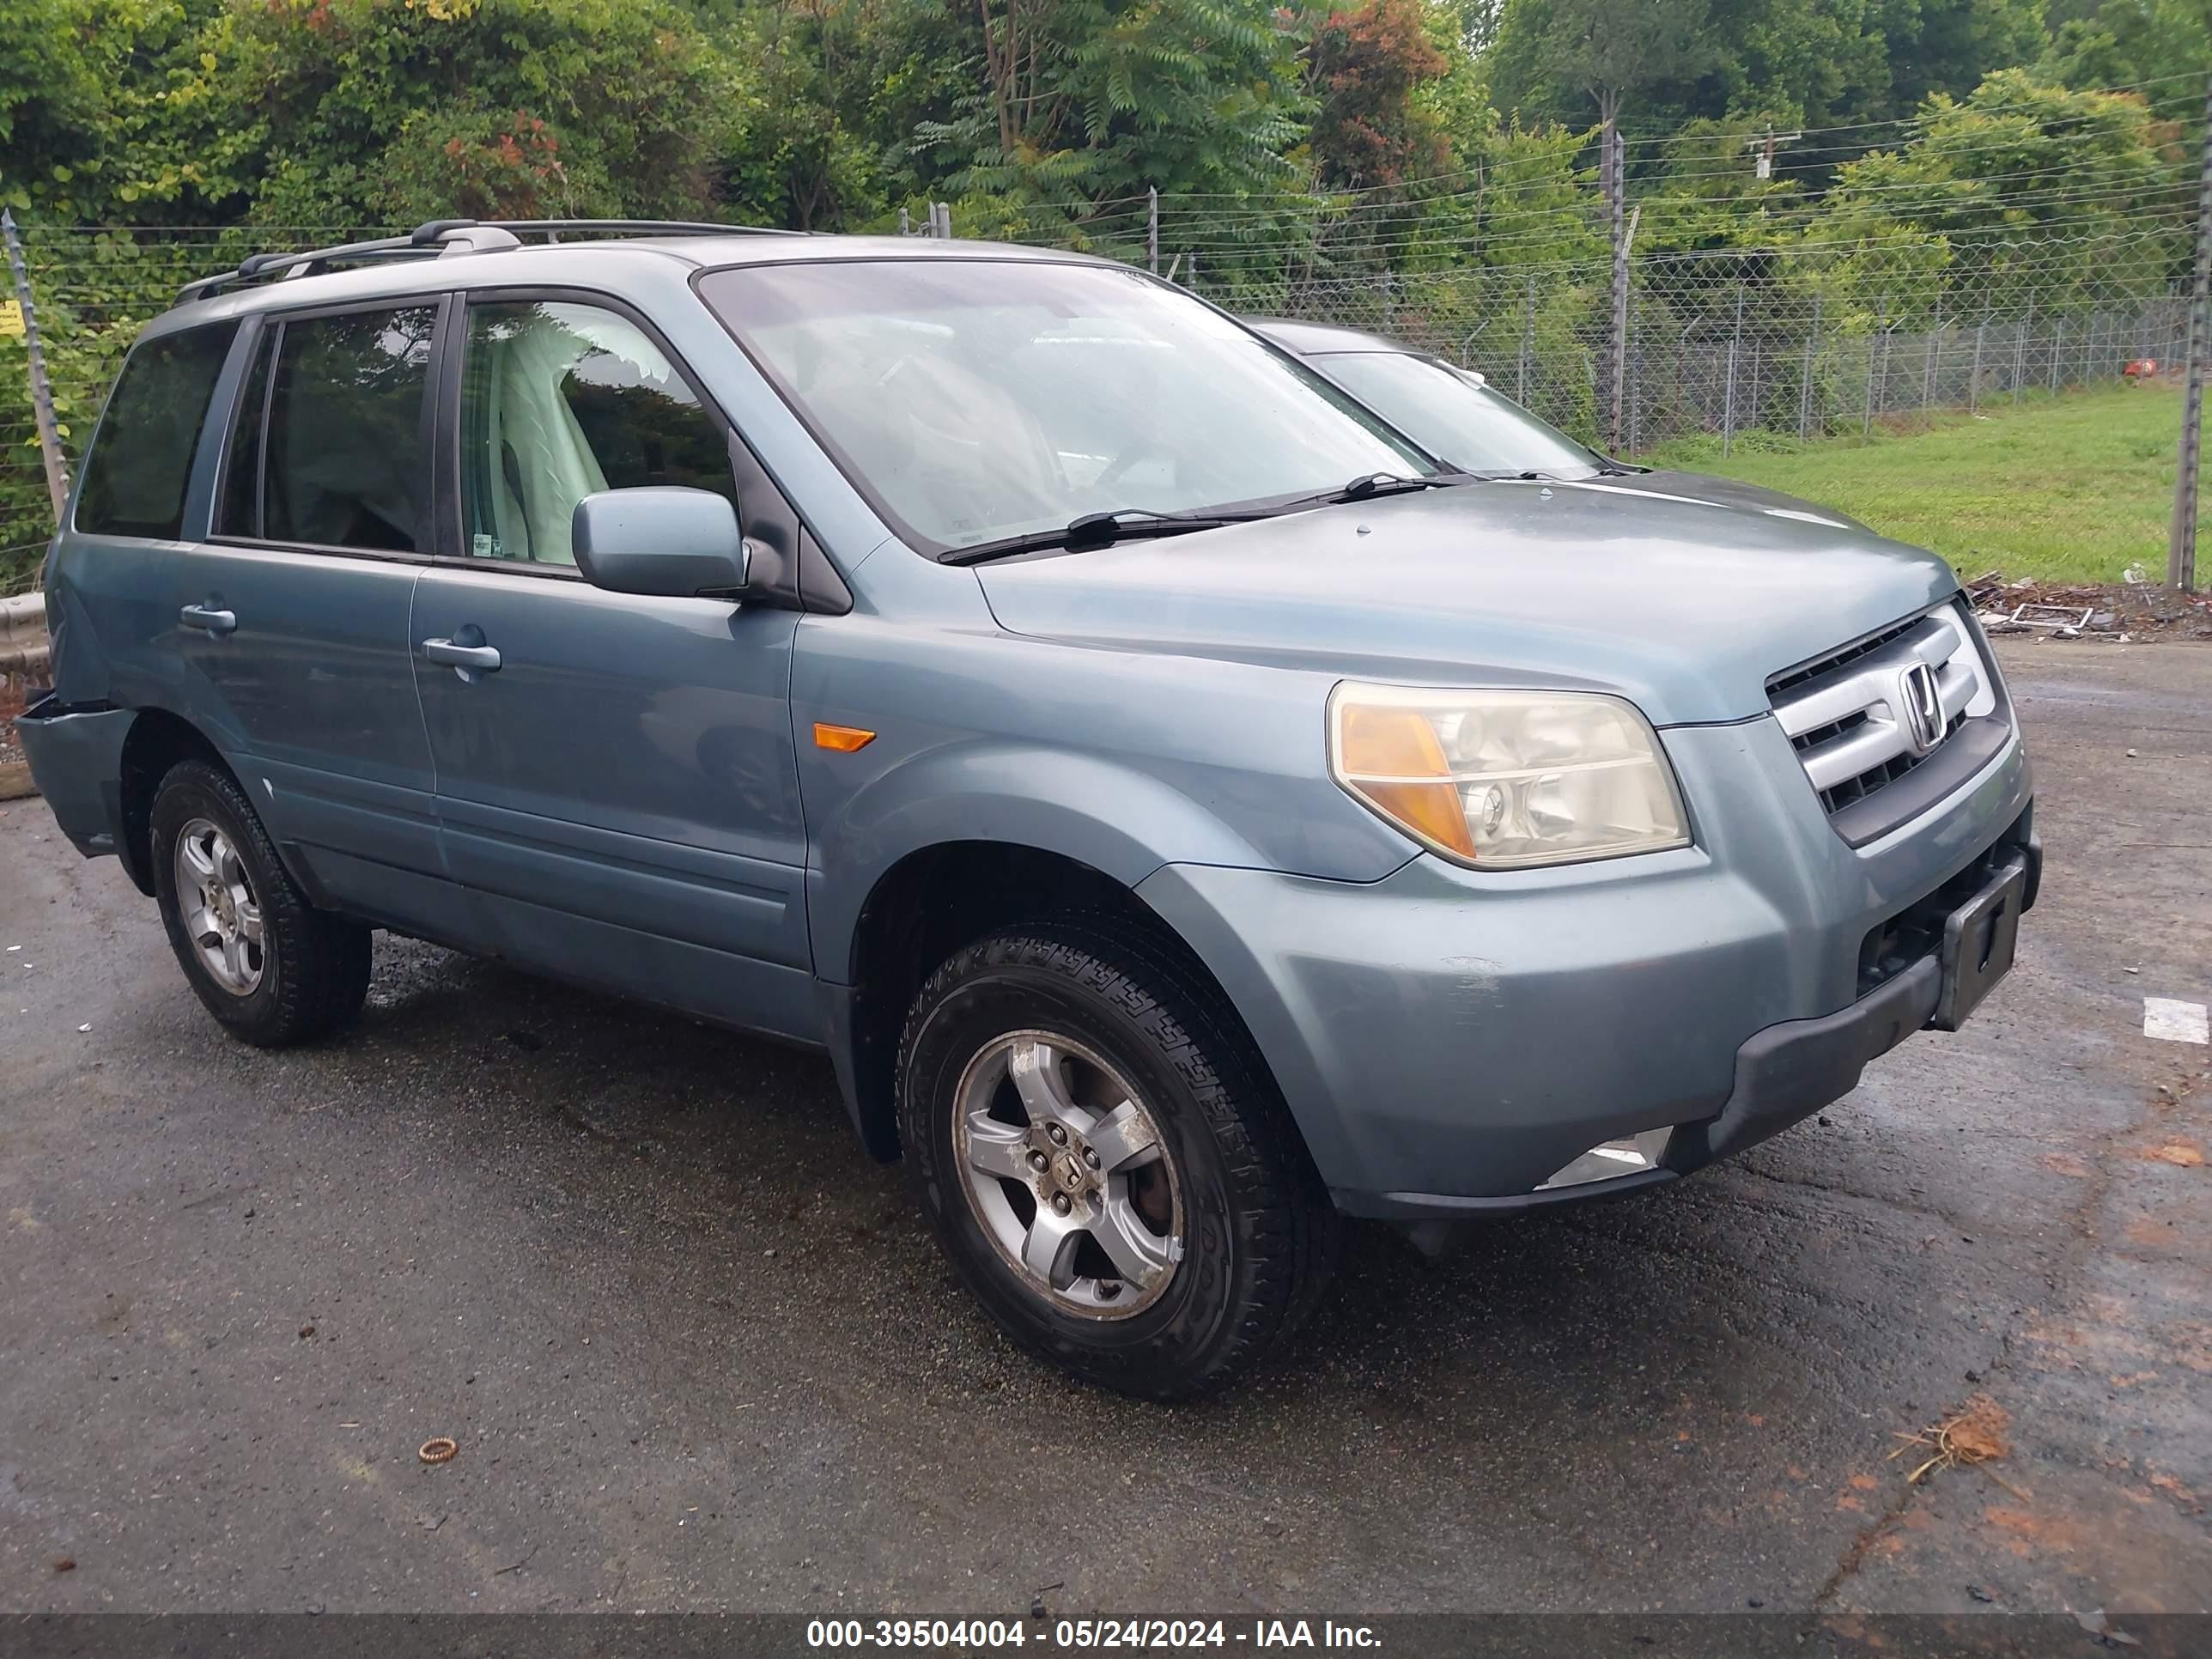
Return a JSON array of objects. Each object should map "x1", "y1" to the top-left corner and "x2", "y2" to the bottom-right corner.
[{"x1": 2142, "y1": 997, "x2": 2209, "y2": 1044}]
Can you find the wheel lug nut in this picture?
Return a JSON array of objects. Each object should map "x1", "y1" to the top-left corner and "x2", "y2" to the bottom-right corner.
[
  {"x1": 1028, "y1": 1151, "x2": 1049, "y2": 1172},
  {"x1": 1051, "y1": 1193, "x2": 1072, "y2": 1216},
  {"x1": 1083, "y1": 1147, "x2": 1100, "y2": 1169},
  {"x1": 1047, "y1": 1124, "x2": 1067, "y2": 1146}
]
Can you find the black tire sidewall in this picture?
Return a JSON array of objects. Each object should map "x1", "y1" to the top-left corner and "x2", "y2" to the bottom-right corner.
[
  {"x1": 901, "y1": 945, "x2": 1255, "y2": 1395},
  {"x1": 149, "y1": 763, "x2": 296, "y2": 1037}
]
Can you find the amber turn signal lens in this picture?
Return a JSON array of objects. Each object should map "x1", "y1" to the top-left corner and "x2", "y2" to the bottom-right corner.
[
  {"x1": 813, "y1": 722, "x2": 877, "y2": 752},
  {"x1": 1332, "y1": 702, "x2": 1477, "y2": 859}
]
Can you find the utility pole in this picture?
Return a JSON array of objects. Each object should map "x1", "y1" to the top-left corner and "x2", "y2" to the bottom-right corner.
[
  {"x1": 2, "y1": 210, "x2": 70, "y2": 528},
  {"x1": 1745, "y1": 125, "x2": 1802, "y2": 182},
  {"x1": 2169, "y1": 74, "x2": 2212, "y2": 592},
  {"x1": 1147, "y1": 185, "x2": 1158, "y2": 275}
]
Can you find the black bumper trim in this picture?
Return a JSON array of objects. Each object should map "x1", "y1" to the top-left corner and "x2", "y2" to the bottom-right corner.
[
  {"x1": 1665, "y1": 954, "x2": 1940, "y2": 1174},
  {"x1": 1346, "y1": 954, "x2": 1943, "y2": 1224}
]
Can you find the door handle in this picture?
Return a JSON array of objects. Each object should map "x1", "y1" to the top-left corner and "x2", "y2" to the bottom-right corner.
[
  {"x1": 421, "y1": 637, "x2": 502, "y2": 673},
  {"x1": 179, "y1": 604, "x2": 237, "y2": 635}
]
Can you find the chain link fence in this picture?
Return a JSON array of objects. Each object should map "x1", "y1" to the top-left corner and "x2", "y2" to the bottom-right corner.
[
  {"x1": 1, "y1": 216, "x2": 2202, "y2": 594},
  {"x1": 1203, "y1": 228, "x2": 2197, "y2": 453}
]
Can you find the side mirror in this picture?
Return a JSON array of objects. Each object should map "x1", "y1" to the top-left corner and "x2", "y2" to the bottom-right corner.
[{"x1": 572, "y1": 487, "x2": 750, "y2": 599}]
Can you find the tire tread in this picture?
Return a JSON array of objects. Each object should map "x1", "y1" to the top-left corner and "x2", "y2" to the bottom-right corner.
[
  {"x1": 896, "y1": 915, "x2": 1336, "y2": 1397},
  {"x1": 151, "y1": 759, "x2": 371, "y2": 1048}
]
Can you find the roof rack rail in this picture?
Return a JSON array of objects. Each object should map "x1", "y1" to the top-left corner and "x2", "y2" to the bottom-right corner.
[
  {"x1": 176, "y1": 216, "x2": 797, "y2": 307},
  {"x1": 477, "y1": 219, "x2": 798, "y2": 242}
]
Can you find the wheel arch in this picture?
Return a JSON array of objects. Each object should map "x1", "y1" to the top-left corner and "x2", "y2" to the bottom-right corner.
[
  {"x1": 830, "y1": 839, "x2": 1289, "y2": 1167},
  {"x1": 117, "y1": 707, "x2": 238, "y2": 896}
]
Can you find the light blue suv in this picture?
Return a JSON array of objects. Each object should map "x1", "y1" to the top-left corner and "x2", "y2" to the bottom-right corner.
[{"x1": 20, "y1": 221, "x2": 2039, "y2": 1397}]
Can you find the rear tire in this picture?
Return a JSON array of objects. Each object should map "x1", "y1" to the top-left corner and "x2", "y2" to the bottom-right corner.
[
  {"x1": 150, "y1": 759, "x2": 371, "y2": 1047},
  {"x1": 897, "y1": 921, "x2": 1335, "y2": 1399}
]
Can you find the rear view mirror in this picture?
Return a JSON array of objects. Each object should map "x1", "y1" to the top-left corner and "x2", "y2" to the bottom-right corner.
[{"x1": 572, "y1": 488, "x2": 750, "y2": 599}]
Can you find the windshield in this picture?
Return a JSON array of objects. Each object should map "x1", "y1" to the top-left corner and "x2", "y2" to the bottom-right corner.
[
  {"x1": 697, "y1": 260, "x2": 1430, "y2": 552},
  {"x1": 1310, "y1": 351, "x2": 1601, "y2": 480}
]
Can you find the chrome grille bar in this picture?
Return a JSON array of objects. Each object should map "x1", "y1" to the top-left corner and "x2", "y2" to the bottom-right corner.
[{"x1": 1768, "y1": 603, "x2": 1999, "y2": 824}]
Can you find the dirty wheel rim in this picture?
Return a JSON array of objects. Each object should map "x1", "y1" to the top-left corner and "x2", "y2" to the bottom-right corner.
[
  {"x1": 951, "y1": 1030, "x2": 1183, "y2": 1320},
  {"x1": 174, "y1": 817, "x2": 265, "y2": 996}
]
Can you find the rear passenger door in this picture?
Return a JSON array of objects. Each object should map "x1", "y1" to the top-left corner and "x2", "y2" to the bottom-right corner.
[
  {"x1": 409, "y1": 292, "x2": 812, "y2": 1038},
  {"x1": 64, "y1": 319, "x2": 240, "y2": 726},
  {"x1": 179, "y1": 301, "x2": 452, "y2": 934}
]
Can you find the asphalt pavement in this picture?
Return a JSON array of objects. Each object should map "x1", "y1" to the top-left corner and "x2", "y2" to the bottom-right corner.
[{"x1": 1, "y1": 637, "x2": 2207, "y2": 1617}]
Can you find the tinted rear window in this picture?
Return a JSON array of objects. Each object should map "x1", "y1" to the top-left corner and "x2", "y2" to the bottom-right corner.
[{"x1": 75, "y1": 321, "x2": 240, "y2": 540}]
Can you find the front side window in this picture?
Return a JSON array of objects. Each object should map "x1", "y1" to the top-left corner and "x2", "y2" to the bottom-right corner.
[
  {"x1": 264, "y1": 306, "x2": 437, "y2": 552},
  {"x1": 459, "y1": 300, "x2": 734, "y2": 566},
  {"x1": 75, "y1": 320, "x2": 240, "y2": 540},
  {"x1": 1312, "y1": 352, "x2": 1601, "y2": 480},
  {"x1": 697, "y1": 259, "x2": 1427, "y2": 553}
]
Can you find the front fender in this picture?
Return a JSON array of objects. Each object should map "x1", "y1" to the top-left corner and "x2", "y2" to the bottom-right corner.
[{"x1": 807, "y1": 739, "x2": 1295, "y2": 981}]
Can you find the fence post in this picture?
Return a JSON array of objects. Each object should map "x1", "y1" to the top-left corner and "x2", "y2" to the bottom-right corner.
[
  {"x1": 2168, "y1": 71, "x2": 2211, "y2": 592},
  {"x1": 1608, "y1": 198, "x2": 1639, "y2": 453},
  {"x1": 899, "y1": 207, "x2": 911, "y2": 235},
  {"x1": 1147, "y1": 185, "x2": 1158, "y2": 275},
  {"x1": 1519, "y1": 275, "x2": 1533, "y2": 404},
  {"x1": 1799, "y1": 295, "x2": 1820, "y2": 440},
  {"x1": 1923, "y1": 299, "x2": 1941, "y2": 424},
  {"x1": 1866, "y1": 297, "x2": 1888, "y2": 437},
  {"x1": 1628, "y1": 281, "x2": 1640, "y2": 455},
  {"x1": 2014, "y1": 297, "x2": 2032, "y2": 404},
  {"x1": 2051, "y1": 316, "x2": 2063, "y2": 392},
  {"x1": 2, "y1": 210, "x2": 70, "y2": 529},
  {"x1": 1970, "y1": 319, "x2": 1985, "y2": 412},
  {"x1": 1723, "y1": 286, "x2": 1744, "y2": 457}
]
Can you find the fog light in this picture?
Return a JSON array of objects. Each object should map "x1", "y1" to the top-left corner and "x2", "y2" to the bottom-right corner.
[{"x1": 1536, "y1": 1127, "x2": 1672, "y2": 1191}]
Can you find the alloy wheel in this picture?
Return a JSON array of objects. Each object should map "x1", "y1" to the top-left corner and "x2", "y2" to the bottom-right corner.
[
  {"x1": 951, "y1": 1030, "x2": 1183, "y2": 1318},
  {"x1": 173, "y1": 817, "x2": 265, "y2": 996}
]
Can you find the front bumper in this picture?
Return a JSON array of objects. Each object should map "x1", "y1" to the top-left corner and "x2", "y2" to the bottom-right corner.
[{"x1": 1135, "y1": 713, "x2": 2035, "y2": 1215}]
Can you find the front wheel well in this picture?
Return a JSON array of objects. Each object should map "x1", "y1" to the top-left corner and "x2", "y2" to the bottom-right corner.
[
  {"x1": 117, "y1": 709, "x2": 231, "y2": 896},
  {"x1": 843, "y1": 843, "x2": 1279, "y2": 1164}
]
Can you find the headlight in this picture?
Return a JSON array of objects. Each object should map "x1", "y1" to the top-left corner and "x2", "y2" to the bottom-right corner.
[{"x1": 1328, "y1": 684, "x2": 1690, "y2": 869}]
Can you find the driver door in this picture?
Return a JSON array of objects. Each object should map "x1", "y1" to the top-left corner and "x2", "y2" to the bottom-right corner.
[{"x1": 412, "y1": 291, "x2": 813, "y2": 1039}]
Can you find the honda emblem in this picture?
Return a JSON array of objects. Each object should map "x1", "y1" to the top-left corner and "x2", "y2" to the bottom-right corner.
[{"x1": 1897, "y1": 660, "x2": 1944, "y2": 756}]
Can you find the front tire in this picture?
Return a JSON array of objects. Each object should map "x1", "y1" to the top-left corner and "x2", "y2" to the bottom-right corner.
[
  {"x1": 150, "y1": 759, "x2": 371, "y2": 1047},
  {"x1": 897, "y1": 922, "x2": 1334, "y2": 1399}
]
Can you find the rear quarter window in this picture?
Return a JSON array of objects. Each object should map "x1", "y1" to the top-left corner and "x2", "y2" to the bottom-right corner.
[{"x1": 74, "y1": 321, "x2": 241, "y2": 540}]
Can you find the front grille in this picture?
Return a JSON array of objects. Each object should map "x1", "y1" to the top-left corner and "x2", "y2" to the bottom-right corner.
[{"x1": 1767, "y1": 602, "x2": 2005, "y2": 842}]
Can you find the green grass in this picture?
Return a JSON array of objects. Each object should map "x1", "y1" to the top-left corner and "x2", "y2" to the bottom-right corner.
[{"x1": 1639, "y1": 384, "x2": 2205, "y2": 586}]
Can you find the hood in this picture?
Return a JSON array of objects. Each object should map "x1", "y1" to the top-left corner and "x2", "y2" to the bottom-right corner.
[
  {"x1": 1583, "y1": 468, "x2": 1875, "y2": 534},
  {"x1": 975, "y1": 478, "x2": 1957, "y2": 726}
]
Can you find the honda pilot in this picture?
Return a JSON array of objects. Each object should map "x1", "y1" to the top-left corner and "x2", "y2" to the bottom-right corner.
[{"x1": 20, "y1": 222, "x2": 2039, "y2": 1398}]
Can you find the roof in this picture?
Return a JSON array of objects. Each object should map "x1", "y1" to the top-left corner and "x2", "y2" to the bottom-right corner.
[
  {"x1": 1244, "y1": 317, "x2": 1409, "y2": 356},
  {"x1": 153, "y1": 223, "x2": 1121, "y2": 336}
]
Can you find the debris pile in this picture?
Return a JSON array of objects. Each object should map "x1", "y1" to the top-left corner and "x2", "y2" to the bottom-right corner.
[{"x1": 1891, "y1": 1393, "x2": 2025, "y2": 1496}]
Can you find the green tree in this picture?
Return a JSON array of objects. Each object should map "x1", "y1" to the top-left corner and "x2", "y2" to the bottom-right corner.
[
  {"x1": 206, "y1": 0, "x2": 733, "y2": 225},
  {"x1": 1485, "y1": 0, "x2": 1717, "y2": 135},
  {"x1": 917, "y1": 0, "x2": 1310, "y2": 228},
  {"x1": 1306, "y1": 0, "x2": 1453, "y2": 190}
]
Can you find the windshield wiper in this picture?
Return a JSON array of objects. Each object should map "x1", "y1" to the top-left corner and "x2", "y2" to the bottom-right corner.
[
  {"x1": 939, "y1": 508, "x2": 1251, "y2": 566},
  {"x1": 1262, "y1": 471, "x2": 1475, "y2": 513},
  {"x1": 939, "y1": 475, "x2": 1474, "y2": 565}
]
